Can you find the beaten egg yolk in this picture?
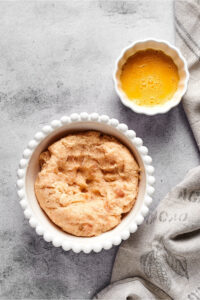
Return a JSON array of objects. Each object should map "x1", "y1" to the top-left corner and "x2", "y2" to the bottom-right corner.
[{"x1": 120, "y1": 49, "x2": 179, "y2": 106}]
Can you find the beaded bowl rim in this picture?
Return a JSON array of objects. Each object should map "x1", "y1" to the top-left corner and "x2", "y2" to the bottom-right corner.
[{"x1": 17, "y1": 112, "x2": 155, "y2": 253}]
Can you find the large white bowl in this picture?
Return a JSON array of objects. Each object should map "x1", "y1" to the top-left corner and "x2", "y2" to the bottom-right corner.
[
  {"x1": 113, "y1": 39, "x2": 189, "y2": 115},
  {"x1": 17, "y1": 113, "x2": 155, "y2": 253}
]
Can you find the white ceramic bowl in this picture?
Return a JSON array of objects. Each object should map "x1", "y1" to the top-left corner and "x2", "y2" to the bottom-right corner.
[
  {"x1": 114, "y1": 39, "x2": 189, "y2": 115},
  {"x1": 17, "y1": 113, "x2": 155, "y2": 253}
]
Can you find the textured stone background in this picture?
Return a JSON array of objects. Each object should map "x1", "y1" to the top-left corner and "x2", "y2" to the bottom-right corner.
[{"x1": 0, "y1": 1, "x2": 199, "y2": 299}]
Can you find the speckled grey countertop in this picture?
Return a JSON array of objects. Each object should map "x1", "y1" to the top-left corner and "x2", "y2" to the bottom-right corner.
[{"x1": 0, "y1": 1, "x2": 199, "y2": 299}]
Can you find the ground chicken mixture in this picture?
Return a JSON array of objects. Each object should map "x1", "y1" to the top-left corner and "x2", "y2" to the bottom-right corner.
[{"x1": 35, "y1": 131, "x2": 139, "y2": 237}]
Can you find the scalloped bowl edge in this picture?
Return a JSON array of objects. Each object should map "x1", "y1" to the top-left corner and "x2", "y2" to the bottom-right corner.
[{"x1": 113, "y1": 38, "x2": 189, "y2": 115}]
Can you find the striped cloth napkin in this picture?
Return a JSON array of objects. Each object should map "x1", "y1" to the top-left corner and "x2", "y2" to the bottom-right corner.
[
  {"x1": 175, "y1": 0, "x2": 200, "y2": 150},
  {"x1": 95, "y1": 1, "x2": 200, "y2": 299}
]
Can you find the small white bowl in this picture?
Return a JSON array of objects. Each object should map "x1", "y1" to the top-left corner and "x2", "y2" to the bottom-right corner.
[
  {"x1": 113, "y1": 39, "x2": 189, "y2": 115},
  {"x1": 17, "y1": 113, "x2": 155, "y2": 253}
]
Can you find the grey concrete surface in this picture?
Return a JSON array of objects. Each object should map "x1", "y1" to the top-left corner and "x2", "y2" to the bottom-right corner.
[{"x1": 0, "y1": 1, "x2": 199, "y2": 299}]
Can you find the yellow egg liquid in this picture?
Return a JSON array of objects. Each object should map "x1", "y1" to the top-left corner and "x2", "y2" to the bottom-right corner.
[{"x1": 120, "y1": 49, "x2": 179, "y2": 106}]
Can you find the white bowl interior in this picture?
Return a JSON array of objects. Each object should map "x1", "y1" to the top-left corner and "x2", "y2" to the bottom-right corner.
[
  {"x1": 115, "y1": 40, "x2": 189, "y2": 115},
  {"x1": 25, "y1": 121, "x2": 146, "y2": 248}
]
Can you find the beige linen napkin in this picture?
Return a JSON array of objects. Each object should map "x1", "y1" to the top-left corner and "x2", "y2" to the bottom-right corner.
[{"x1": 95, "y1": 1, "x2": 200, "y2": 299}]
